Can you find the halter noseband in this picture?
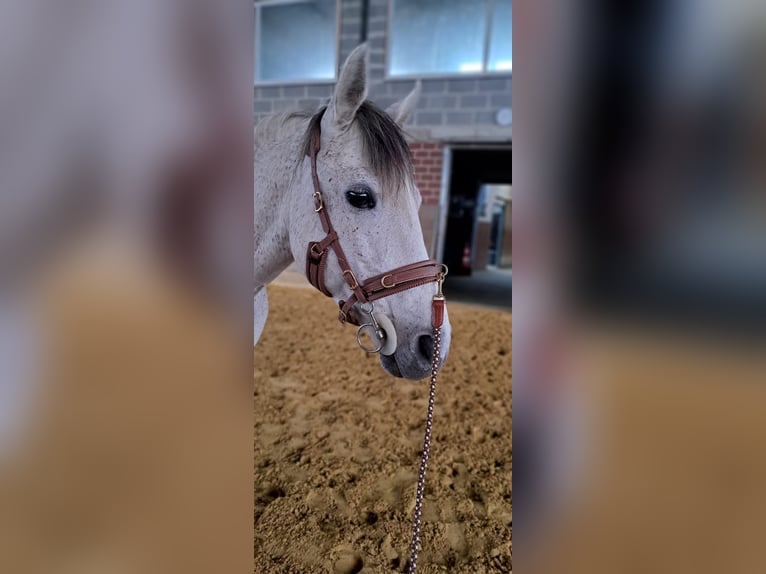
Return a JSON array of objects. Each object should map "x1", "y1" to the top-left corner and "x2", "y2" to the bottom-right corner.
[{"x1": 304, "y1": 119, "x2": 445, "y2": 328}]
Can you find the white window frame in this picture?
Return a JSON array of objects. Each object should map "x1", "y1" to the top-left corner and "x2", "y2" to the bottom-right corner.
[
  {"x1": 386, "y1": 0, "x2": 512, "y2": 80},
  {"x1": 254, "y1": 0, "x2": 342, "y2": 86}
]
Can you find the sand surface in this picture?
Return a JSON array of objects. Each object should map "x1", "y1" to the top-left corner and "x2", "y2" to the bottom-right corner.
[{"x1": 254, "y1": 285, "x2": 512, "y2": 573}]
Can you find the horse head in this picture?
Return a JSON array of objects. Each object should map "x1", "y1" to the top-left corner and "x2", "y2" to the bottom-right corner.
[{"x1": 286, "y1": 44, "x2": 451, "y2": 380}]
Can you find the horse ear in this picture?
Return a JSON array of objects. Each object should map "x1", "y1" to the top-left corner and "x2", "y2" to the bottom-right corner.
[
  {"x1": 330, "y1": 44, "x2": 368, "y2": 129},
  {"x1": 386, "y1": 81, "x2": 421, "y2": 126}
]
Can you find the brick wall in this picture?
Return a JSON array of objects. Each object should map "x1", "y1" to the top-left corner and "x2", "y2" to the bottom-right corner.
[
  {"x1": 411, "y1": 142, "x2": 442, "y2": 206},
  {"x1": 410, "y1": 141, "x2": 443, "y2": 256}
]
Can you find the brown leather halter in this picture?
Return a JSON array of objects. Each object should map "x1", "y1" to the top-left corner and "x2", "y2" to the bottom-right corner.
[{"x1": 304, "y1": 119, "x2": 446, "y2": 329}]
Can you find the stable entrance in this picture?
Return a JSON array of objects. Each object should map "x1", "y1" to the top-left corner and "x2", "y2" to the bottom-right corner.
[{"x1": 441, "y1": 146, "x2": 512, "y2": 276}]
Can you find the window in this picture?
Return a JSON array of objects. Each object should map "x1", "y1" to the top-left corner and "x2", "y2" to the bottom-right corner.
[
  {"x1": 389, "y1": 0, "x2": 512, "y2": 76},
  {"x1": 255, "y1": 0, "x2": 338, "y2": 83},
  {"x1": 488, "y1": 0, "x2": 512, "y2": 72}
]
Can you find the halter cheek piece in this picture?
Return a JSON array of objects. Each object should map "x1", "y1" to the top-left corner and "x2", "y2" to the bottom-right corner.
[{"x1": 303, "y1": 119, "x2": 446, "y2": 339}]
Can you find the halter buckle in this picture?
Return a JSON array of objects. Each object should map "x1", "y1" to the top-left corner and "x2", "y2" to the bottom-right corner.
[
  {"x1": 342, "y1": 269, "x2": 359, "y2": 290},
  {"x1": 310, "y1": 243, "x2": 324, "y2": 258},
  {"x1": 313, "y1": 191, "x2": 324, "y2": 212},
  {"x1": 380, "y1": 274, "x2": 396, "y2": 288}
]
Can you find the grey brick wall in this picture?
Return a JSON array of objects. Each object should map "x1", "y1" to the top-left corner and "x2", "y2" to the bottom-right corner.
[{"x1": 255, "y1": 0, "x2": 512, "y2": 140}]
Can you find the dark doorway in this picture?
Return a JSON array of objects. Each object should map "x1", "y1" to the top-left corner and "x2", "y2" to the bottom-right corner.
[
  {"x1": 443, "y1": 147, "x2": 512, "y2": 275},
  {"x1": 441, "y1": 146, "x2": 512, "y2": 310}
]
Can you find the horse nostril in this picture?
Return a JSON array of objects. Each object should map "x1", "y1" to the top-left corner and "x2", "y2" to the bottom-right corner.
[{"x1": 418, "y1": 334, "x2": 434, "y2": 363}]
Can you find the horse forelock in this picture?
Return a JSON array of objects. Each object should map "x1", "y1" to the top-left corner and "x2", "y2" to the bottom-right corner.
[{"x1": 300, "y1": 102, "x2": 414, "y2": 198}]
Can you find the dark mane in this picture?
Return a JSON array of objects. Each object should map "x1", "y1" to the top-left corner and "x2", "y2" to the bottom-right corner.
[{"x1": 301, "y1": 101, "x2": 414, "y2": 193}]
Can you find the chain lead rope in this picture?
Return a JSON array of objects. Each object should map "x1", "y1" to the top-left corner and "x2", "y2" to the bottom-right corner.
[{"x1": 406, "y1": 320, "x2": 442, "y2": 574}]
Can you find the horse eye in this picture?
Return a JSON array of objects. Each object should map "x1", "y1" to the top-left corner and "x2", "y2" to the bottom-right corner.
[{"x1": 345, "y1": 186, "x2": 376, "y2": 210}]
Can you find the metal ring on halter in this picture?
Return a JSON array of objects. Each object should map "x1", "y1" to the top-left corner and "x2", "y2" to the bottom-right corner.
[
  {"x1": 356, "y1": 324, "x2": 384, "y2": 353},
  {"x1": 355, "y1": 302, "x2": 386, "y2": 353}
]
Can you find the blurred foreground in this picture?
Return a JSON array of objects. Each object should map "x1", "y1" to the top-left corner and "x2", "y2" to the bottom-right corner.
[
  {"x1": 514, "y1": 1, "x2": 766, "y2": 572},
  {"x1": 0, "y1": 1, "x2": 252, "y2": 572}
]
